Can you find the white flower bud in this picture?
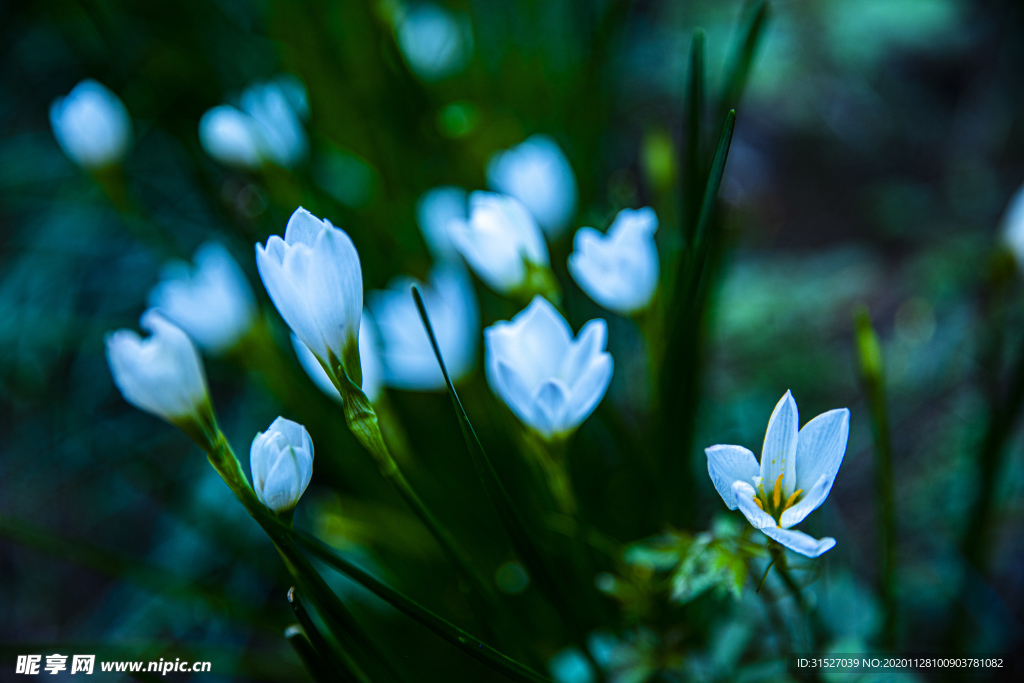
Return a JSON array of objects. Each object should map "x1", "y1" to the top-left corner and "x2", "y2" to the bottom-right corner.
[
  {"x1": 50, "y1": 79, "x2": 132, "y2": 169},
  {"x1": 395, "y1": 3, "x2": 473, "y2": 82},
  {"x1": 487, "y1": 135, "x2": 578, "y2": 238},
  {"x1": 368, "y1": 263, "x2": 478, "y2": 391},
  {"x1": 256, "y1": 207, "x2": 363, "y2": 385},
  {"x1": 199, "y1": 106, "x2": 265, "y2": 170},
  {"x1": 250, "y1": 417, "x2": 314, "y2": 513},
  {"x1": 148, "y1": 242, "x2": 257, "y2": 354},
  {"x1": 105, "y1": 310, "x2": 209, "y2": 424},
  {"x1": 485, "y1": 297, "x2": 613, "y2": 440},
  {"x1": 448, "y1": 192, "x2": 549, "y2": 295},
  {"x1": 416, "y1": 186, "x2": 467, "y2": 261},
  {"x1": 568, "y1": 207, "x2": 660, "y2": 315}
]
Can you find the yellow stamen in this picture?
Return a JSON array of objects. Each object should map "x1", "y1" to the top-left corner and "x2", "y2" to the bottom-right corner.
[
  {"x1": 772, "y1": 473, "x2": 784, "y2": 510},
  {"x1": 753, "y1": 496, "x2": 764, "y2": 510},
  {"x1": 783, "y1": 488, "x2": 803, "y2": 512}
]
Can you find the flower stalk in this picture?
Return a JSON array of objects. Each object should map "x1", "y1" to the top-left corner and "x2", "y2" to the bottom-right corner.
[{"x1": 854, "y1": 307, "x2": 898, "y2": 649}]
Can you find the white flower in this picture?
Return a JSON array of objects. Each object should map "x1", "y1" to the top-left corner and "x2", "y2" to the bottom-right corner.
[
  {"x1": 200, "y1": 76, "x2": 308, "y2": 169},
  {"x1": 485, "y1": 297, "x2": 613, "y2": 440},
  {"x1": 1001, "y1": 181, "x2": 1024, "y2": 268},
  {"x1": 50, "y1": 79, "x2": 132, "y2": 169},
  {"x1": 416, "y1": 186, "x2": 467, "y2": 261},
  {"x1": 449, "y1": 191, "x2": 549, "y2": 295},
  {"x1": 199, "y1": 106, "x2": 265, "y2": 170},
  {"x1": 705, "y1": 391, "x2": 850, "y2": 558},
  {"x1": 148, "y1": 242, "x2": 257, "y2": 354},
  {"x1": 487, "y1": 134, "x2": 578, "y2": 239},
  {"x1": 256, "y1": 207, "x2": 363, "y2": 384},
  {"x1": 368, "y1": 264, "x2": 478, "y2": 391},
  {"x1": 568, "y1": 208, "x2": 660, "y2": 315},
  {"x1": 292, "y1": 312, "x2": 383, "y2": 403},
  {"x1": 105, "y1": 310, "x2": 209, "y2": 423},
  {"x1": 395, "y1": 3, "x2": 473, "y2": 82},
  {"x1": 250, "y1": 417, "x2": 314, "y2": 513}
]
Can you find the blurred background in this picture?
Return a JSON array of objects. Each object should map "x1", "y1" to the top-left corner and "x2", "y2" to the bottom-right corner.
[{"x1": 2, "y1": 0, "x2": 1024, "y2": 680}]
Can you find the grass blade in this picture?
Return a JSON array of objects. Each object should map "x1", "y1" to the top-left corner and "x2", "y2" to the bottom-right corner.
[
  {"x1": 411, "y1": 286, "x2": 605, "y2": 682},
  {"x1": 682, "y1": 28, "x2": 707, "y2": 248},
  {"x1": 285, "y1": 623, "x2": 348, "y2": 683},
  {"x1": 291, "y1": 528, "x2": 551, "y2": 683},
  {"x1": 659, "y1": 110, "x2": 736, "y2": 526},
  {"x1": 718, "y1": 0, "x2": 770, "y2": 122},
  {"x1": 288, "y1": 587, "x2": 362, "y2": 683}
]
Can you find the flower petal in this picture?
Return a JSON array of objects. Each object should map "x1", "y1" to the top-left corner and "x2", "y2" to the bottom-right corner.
[
  {"x1": 531, "y1": 378, "x2": 571, "y2": 438},
  {"x1": 565, "y1": 352, "x2": 613, "y2": 429},
  {"x1": 794, "y1": 408, "x2": 850, "y2": 496},
  {"x1": 307, "y1": 225, "x2": 363, "y2": 361},
  {"x1": 256, "y1": 239, "x2": 327, "y2": 360},
  {"x1": 706, "y1": 445, "x2": 760, "y2": 510},
  {"x1": 760, "y1": 391, "x2": 799, "y2": 499},
  {"x1": 494, "y1": 359, "x2": 535, "y2": 427},
  {"x1": 780, "y1": 473, "x2": 831, "y2": 528},
  {"x1": 732, "y1": 481, "x2": 775, "y2": 530},
  {"x1": 761, "y1": 526, "x2": 836, "y2": 558},
  {"x1": 284, "y1": 206, "x2": 325, "y2": 246},
  {"x1": 559, "y1": 318, "x2": 607, "y2": 385}
]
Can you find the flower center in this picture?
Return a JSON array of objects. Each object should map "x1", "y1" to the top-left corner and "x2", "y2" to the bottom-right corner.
[{"x1": 752, "y1": 473, "x2": 802, "y2": 528}]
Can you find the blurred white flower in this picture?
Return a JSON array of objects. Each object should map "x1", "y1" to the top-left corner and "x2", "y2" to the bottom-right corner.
[
  {"x1": 292, "y1": 312, "x2": 383, "y2": 403},
  {"x1": 706, "y1": 391, "x2": 849, "y2": 558},
  {"x1": 49, "y1": 79, "x2": 132, "y2": 169},
  {"x1": 487, "y1": 134, "x2": 578, "y2": 238},
  {"x1": 449, "y1": 191, "x2": 549, "y2": 295},
  {"x1": 416, "y1": 185, "x2": 467, "y2": 260},
  {"x1": 568, "y1": 207, "x2": 660, "y2": 315},
  {"x1": 1001, "y1": 181, "x2": 1024, "y2": 268},
  {"x1": 199, "y1": 106, "x2": 265, "y2": 170},
  {"x1": 368, "y1": 264, "x2": 478, "y2": 391},
  {"x1": 257, "y1": 207, "x2": 364, "y2": 387},
  {"x1": 250, "y1": 417, "x2": 314, "y2": 513},
  {"x1": 200, "y1": 76, "x2": 308, "y2": 169},
  {"x1": 105, "y1": 310, "x2": 209, "y2": 423},
  {"x1": 395, "y1": 3, "x2": 473, "y2": 82},
  {"x1": 148, "y1": 242, "x2": 257, "y2": 354},
  {"x1": 486, "y1": 297, "x2": 613, "y2": 440}
]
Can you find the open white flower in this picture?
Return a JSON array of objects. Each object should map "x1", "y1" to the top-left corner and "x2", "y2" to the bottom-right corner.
[
  {"x1": 148, "y1": 242, "x2": 257, "y2": 354},
  {"x1": 250, "y1": 417, "x2": 314, "y2": 513},
  {"x1": 105, "y1": 310, "x2": 209, "y2": 424},
  {"x1": 368, "y1": 264, "x2": 479, "y2": 391},
  {"x1": 50, "y1": 79, "x2": 132, "y2": 169},
  {"x1": 416, "y1": 185, "x2": 467, "y2": 261},
  {"x1": 705, "y1": 391, "x2": 849, "y2": 558},
  {"x1": 292, "y1": 312, "x2": 383, "y2": 404},
  {"x1": 448, "y1": 191, "x2": 549, "y2": 295},
  {"x1": 394, "y1": 3, "x2": 473, "y2": 82},
  {"x1": 487, "y1": 134, "x2": 578, "y2": 239},
  {"x1": 256, "y1": 207, "x2": 363, "y2": 386},
  {"x1": 568, "y1": 207, "x2": 660, "y2": 315},
  {"x1": 200, "y1": 76, "x2": 308, "y2": 169},
  {"x1": 1001, "y1": 181, "x2": 1024, "y2": 269},
  {"x1": 486, "y1": 297, "x2": 613, "y2": 440}
]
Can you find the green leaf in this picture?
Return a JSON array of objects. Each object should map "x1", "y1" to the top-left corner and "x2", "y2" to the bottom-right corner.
[{"x1": 718, "y1": 0, "x2": 770, "y2": 123}]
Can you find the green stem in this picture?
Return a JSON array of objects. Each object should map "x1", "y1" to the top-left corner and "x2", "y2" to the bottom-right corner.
[
  {"x1": 204, "y1": 431, "x2": 402, "y2": 683},
  {"x1": 854, "y1": 308, "x2": 898, "y2": 649},
  {"x1": 335, "y1": 376, "x2": 504, "y2": 644}
]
